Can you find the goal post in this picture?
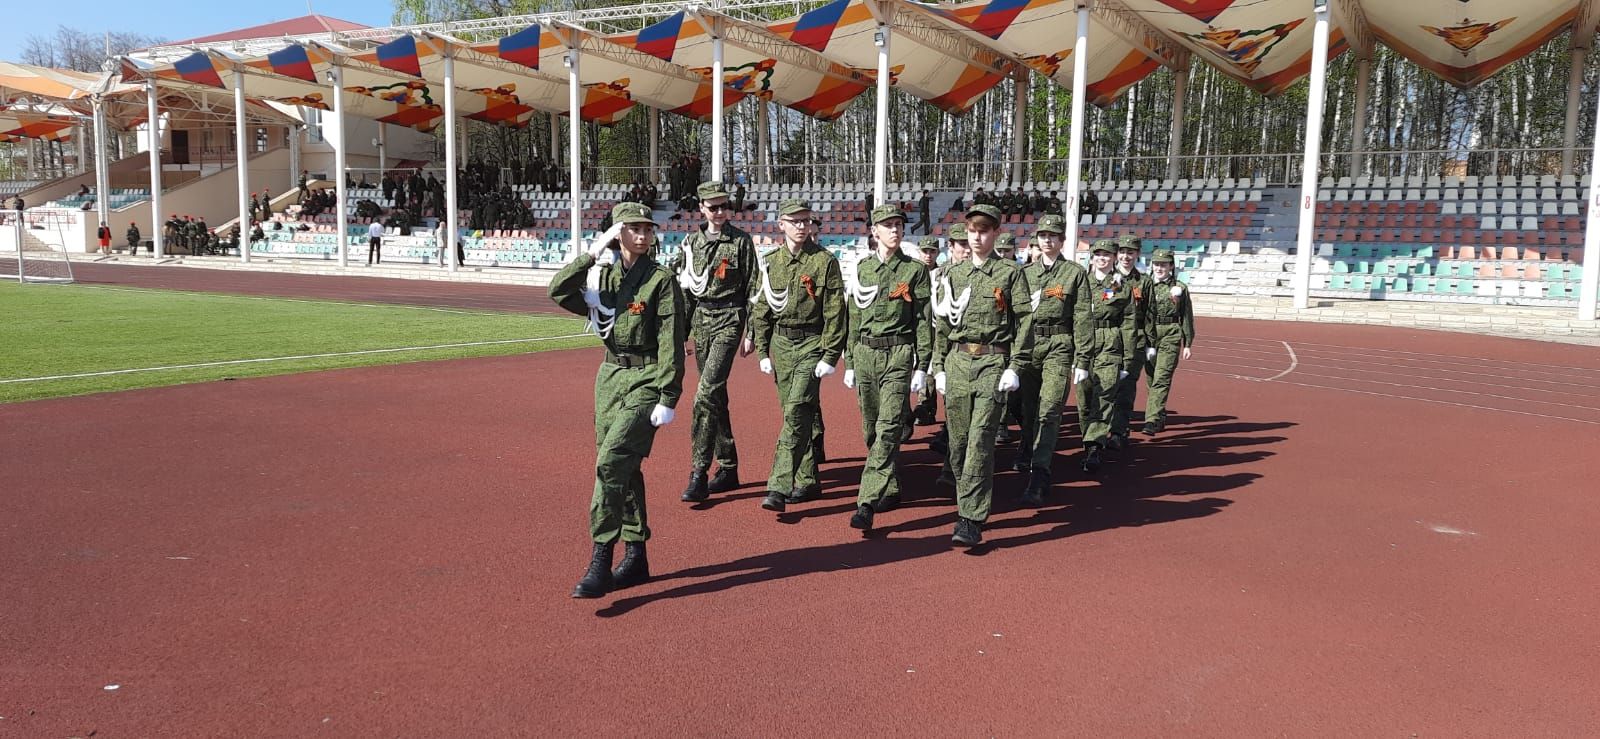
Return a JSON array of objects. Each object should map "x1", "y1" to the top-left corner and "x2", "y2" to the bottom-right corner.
[{"x1": 0, "y1": 209, "x2": 76, "y2": 284}]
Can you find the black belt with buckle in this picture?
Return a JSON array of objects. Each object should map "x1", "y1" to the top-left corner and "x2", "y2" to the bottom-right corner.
[
  {"x1": 958, "y1": 342, "x2": 1008, "y2": 356},
  {"x1": 1092, "y1": 319, "x2": 1121, "y2": 328},
  {"x1": 858, "y1": 334, "x2": 911, "y2": 350},
  {"x1": 1034, "y1": 323, "x2": 1071, "y2": 338},
  {"x1": 605, "y1": 352, "x2": 656, "y2": 368},
  {"x1": 1155, "y1": 317, "x2": 1182, "y2": 325},
  {"x1": 775, "y1": 325, "x2": 820, "y2": 339},
  {"x1": 696, "y1": 297, "x2": 743, "y2": 310}
]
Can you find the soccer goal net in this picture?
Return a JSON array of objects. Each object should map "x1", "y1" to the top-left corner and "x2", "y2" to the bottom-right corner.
[{"x1": 0, "y1": 209, "x2": 76, "y2": 284}]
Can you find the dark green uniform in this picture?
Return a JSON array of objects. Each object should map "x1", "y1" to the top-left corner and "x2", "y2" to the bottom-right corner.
[
  {"x1": 750, "y1": 232, "x2": 846, "y2": 501},
  {"x1": 1111, "y1": 264, "x2": 1155, "y2": 441},
  {"x1": 910, "y1": 237, "x2": 942, "y2": 426},
  {"x1": 1076, "y1": 244, "x2": 1137, "y2": 456},
  {"x1": 669, "y1": 220, "x2": 758, "y2": 477},
  {"x1": 844, "y1": 215, "x2": 933, "y2": 514},
  {"x1": 1018, "y1": 228, "x2": 1091, "y2": 484},
  {"x1": 548, "y1": 243, "x2": 686, "y2": 545},
  {"x1": 1143, "y1": 252, "x2": 1195, "y2": 433},
  {"x1": 930, "y1": 229, "x2": 1034, "y2": 531}
]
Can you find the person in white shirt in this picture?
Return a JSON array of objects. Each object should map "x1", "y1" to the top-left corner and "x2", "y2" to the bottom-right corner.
[{"x1": 367, "y1": 220, "x2": 385, "y2": 265}]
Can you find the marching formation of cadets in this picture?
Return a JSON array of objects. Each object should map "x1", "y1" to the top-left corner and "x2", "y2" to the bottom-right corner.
[{"x1": 549, "y1": 183, "x2": 1196, "y2": 599}]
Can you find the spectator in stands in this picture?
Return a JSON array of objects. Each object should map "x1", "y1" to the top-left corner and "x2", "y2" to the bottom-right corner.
[
  {"x1": 971, "y1": 188, "x2": 989, "y2": 207},
  {"x1": 96, "y1": 221, "x2": 112, "y2": 254},
  {"x1": 78, "y1": 184, "x2": 91, "y2": 199},
  {"x1": 367, "y1": 220, "x2": 384, "y2": 265},
  {"x1": 298, "y1": 170, "x2": 309, "y2": 193},
  {"x1": 250, "y1": 222, "x2": 264, "y2": 244},
  {"x1": 916, "y1": 189, "x2": 931, "y2": 235},
  {"x1": 434, "y1": 221, "x2": 447, "y2": 267},
  {"x1": 1080, "y1": 188, "x2": 1100, "y2": 219},
  {"x1": 259, "y1": 189, "x2": 274, "y2": 221},
  {"x1": 126, "y1": 222, "x2": 141, "y2": 253}
]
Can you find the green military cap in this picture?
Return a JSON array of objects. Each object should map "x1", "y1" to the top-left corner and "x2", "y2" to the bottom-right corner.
[
  {"x1": 947, "y1": 222, "x2": 968, "y2": 241},
  {"x1": 995, "y1": 233, "x2": 1017, "y2": 250},
  {"x1": 777, "y1": 198, "x2": 813, "y2": 216},
  {"x1": 697, "y1": 181, "x2": 730, "y2": 201},
  {"x1": 611, "y1": 201, "x2": 655, "y2": 225},
  {"x1": 916, "y1": 236, "x2": 941, "y2": 252},
  {"x1": 870, "y1": 203, "x2": 905, "y2": 224},
  {"x1": 1116, "y1": 232, "x2": 1143, "y2": 252},
  {"x1": 1035, "y1": 213, "x2": 1066, "y2": 235},
  {"x1": 1091, "y1": 238, "x2": 1118, "y2": 254},
  {"x1": 966, "y1": 203, "x2": 1002, "y2": 222},
  {"x1": 1151, "y1": 247, "x2": 1175, "y2": 263}
]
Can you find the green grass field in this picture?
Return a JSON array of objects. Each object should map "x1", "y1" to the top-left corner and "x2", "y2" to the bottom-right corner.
[{"x1": 0, "y1": 282, "x2": 597, "y2": 403}]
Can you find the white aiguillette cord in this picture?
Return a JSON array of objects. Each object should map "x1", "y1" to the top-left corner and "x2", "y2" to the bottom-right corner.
[
  {"x1": 582, "y1": 249, "x2": 617, "y2": 340},
  {"x1": 749, "y1": 250, "x2": 789, "y2": 314},
  {"x1": 678, "y1": 238, "x2": 711, "y2": 297},
  {"x1": 929, "y1": 273, "x2": 971, "y2": 326},
  {"x1": 842, "y1": 252, "x2": 878, "y2": 310}
]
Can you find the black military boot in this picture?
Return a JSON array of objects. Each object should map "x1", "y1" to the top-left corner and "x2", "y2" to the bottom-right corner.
[
  {"x1": 1104, "y1": 433, "x2": 1123, "y2": 451},
  {"x1": 874, "y1": 494, "x2": 901, "y2": 513},
  {"x1": 571, "y1": 542, "x2": 614, "y2": 599},
  {"x1": 680, "y1": 470, "x2": 709, "y2": 502},
  {"x1": 707, "y1": 466, "x2": 739, "y2": 494},
  {"x1": 1141, "y1": 421, "x2": 1159, "y2": 436},
  {"x1": 952, "y1": 517, "x2": 983, "y2": 547},
  {"x1": 787, "y1": 483, "x2": 821, "y2": 504},
  {"x1": 610, "y1": 541, "x2": 650, "y2": 590},
  {"x1": 1010, "y1": 453, "x2": 1031, "y2": 473},
  {"x1": 760, "y1": 491, "x2": 787, "y2": 512},
  {"x1": 995, "y1": 424, "x2": 1014, "y2": 445},
  {"x1": 849, "y1": 504, "x2": 874, "y2": 531},
  {"x1": 1020, "y1": 469, "x2": 1049, "y2": 507},
  {"x1": 929, "y1": 429, "x2": 949, "y2": 455},
  {"x1": 1081, "y1": 444, "x2": 1102, "y2": 474}
]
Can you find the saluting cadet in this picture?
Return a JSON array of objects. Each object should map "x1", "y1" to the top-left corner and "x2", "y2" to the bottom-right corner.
[
  {"x1": 1142, "y1": 248, "x2": 1196, "y2": 435},
  {"x1": 1074, "y1": 239, "x2": 1137, "y2": 473},
  {"x1": 750, "y1": 199, "x2": 847, "y2": 513},
  {"x1": 672, "y1": 181, "x2": 760, "y2": 503},
  {"x1": 1109, "y1": 233, "x2": 1155, "y2": 449},
  {"x1": 909, "y1": 236, "x2": 942, "y2": 427},
  {"x1": 547, "y1": 202, "x2": 686, "y2": 599},
  {"x1": 929, "y1": 204, "x2": 1034, "y2": 546},
  {"x1": 1015, "y1": 214, "x2": 1091, "y2": 505},
  {"x1": 841, "y1": 205, "x2": 933, "y2": 531}
]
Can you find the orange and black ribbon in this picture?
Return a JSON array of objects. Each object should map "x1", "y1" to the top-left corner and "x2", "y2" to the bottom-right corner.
[
  {"x1": 887, "y1": 282, "x2": 912, "y2": 302},
  {"x1": 1043, "y1": 285, "x2": 1067, "y2": 301},
  {"x1": 628, "y1": 301, "x2": 646, "y2": 315},
  {"x1": 993, "y1": 287, "x2": 1007, "y2": 313},
  {"x1": 715, "y1": 257, "x2": 728, "y2": 281},
  {"x1": 1132, "y1": 285, "x2": 1143, "y2": 301},
  {"x1": 800, "y1": 274, "x2": 816, "y2": 298}
]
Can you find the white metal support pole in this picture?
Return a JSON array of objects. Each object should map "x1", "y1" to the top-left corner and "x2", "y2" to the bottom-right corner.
[
  {"x1": 76, "y1": 124, "x2": 88, "y2": 175},
  {"x1": 377, "y1": 123, "x2": 387, "y2": 176},
  {"x1": 1563, "y1": 48, "x2": 1586, "y2": 175},
  {"x1": 1167, "y1": 66, "x2": 1188, "y2": 181},
  {"x1": 1010, "y1": 72, "x2": 1028, "y2": 184},
  {"x1": 1064, "y1": 1, "x2": 1090, "y2": 251},
  {"x1": 711, "y1": 21, "x2": 726, "y2": 181},
  {"x1": 566, "y1": 47, "x2": 582, "y2": 258},
  {"x1": 92, "y1": 96, "x2": 111, "y2": 228},
  {"x1": 146, "y1": 78, "x2": 164, "y2": 258},
  {"x1": 234, "y1": 68, "x2": 252, "y2": 263},
  {"x1": 1351, "y1": 55, "x2": 1371, "y2": 177},
  {"x1": 444, "y1": 49, "x2": 460, "y2": 273},
  {"x1": 331, "y1": 64, "x2": 349, "y2": 268},
  {"x1": 648, "y1": 108, "x2": 660, "y2": 184},
  {"x1": 1292, "y1": 0, "x2": 1332, "y2": 310},
  {"x1": 1579, "y1": 58, "x2": 1600, "y2": 319},
  {"x1": 872, "y1": 20, "x2": 891, "y2": 206},
  {"x1": 549, "y1": 112, "x2": 560, "y2": 164},
  {"x1": 756, "y1": 100, "x2": 770, "y2": 183},
  {"x1": 288, "y1": 125, "x2": 301, "y2": 192}
]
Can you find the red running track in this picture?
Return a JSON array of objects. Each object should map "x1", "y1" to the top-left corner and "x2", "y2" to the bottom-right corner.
[{"x1": 3, "y1": 267, "x2": 1599, "y2": 734}]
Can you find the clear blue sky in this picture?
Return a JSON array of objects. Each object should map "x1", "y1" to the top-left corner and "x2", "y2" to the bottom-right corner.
[{"x1": 5, "y1": 0, "x2": 396, "y2": 63}]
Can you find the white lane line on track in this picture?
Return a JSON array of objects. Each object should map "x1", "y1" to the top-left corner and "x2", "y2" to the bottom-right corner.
[
  {"x1": 1207, "y1": 335, "x2": 1600, "y2": 375},
  {"x1": 1185, "y1": 368, "x2": 1600, "y2": 426},
  {"x1": 1265, "y1": 341, "x2": 1298, "y2": 382},
  {"x1": 1188, "y1": 342, "x2": 1297, "y2": 382},
  {"x1": 1202, "y1": 348, "x2": 1600, "y2": 392},
  {"x1": 70, "y1": 284, "x2": 560, "y2": 319},
  {"x1": 0, "y1": 333, "x2": 594, "y2": 385}
]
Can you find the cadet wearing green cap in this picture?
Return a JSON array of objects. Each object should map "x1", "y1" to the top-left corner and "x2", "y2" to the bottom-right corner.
[
  {"x1": 548, "y1": 202, "x2": 686, "y2": 599},
  {"x1": 1015, "y1": 213, "x2": 1091, "y2": 504},
  {"x1": 929, "y1": 203, "x2": 1034, "y2": 546},
  {"x1": 671, "y1": 181, "x2": 760, "y2": 503},
  {"x1": 1142, "y1": 248, "x2": 1196, "y2": 435},
  {"x1": 841, "y1": 205, "x2": 933, "y2": 530},
  {"x1": 1074, "y1": 239, "x2": 1136, "y2": 473},
  {"x1": 910, "y1": 235, "x2": 943, "y2": 427},
  {"x1": 929, "y1": 223, "x2": 968, "y2": 462},
  {"x1": 751, "y1": 198, "x2": 847, "y2": 512},
  {"x1": 1109, "y1": 233, "x2": 1155, "y2": 448},
  {"x1": 992, "y1": 231, "x2": 1027, "y2": 448}
]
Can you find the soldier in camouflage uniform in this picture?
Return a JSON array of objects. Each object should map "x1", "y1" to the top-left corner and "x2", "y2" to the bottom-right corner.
[
  {"x1": 1109, "y1": 233, "x2": 1154, "y2": 449},
  {"x1": 841, "y1": 205, "x2": 933, "y2": 531},
  {"x1": 1015, "y1": 214, "x2": 1091, "y2": 505},
  {"x1": 1074, "y1": 239, "x2": 1137, "y2": 473},
  {"x1": 909, "y1": 235, "x2": 942, "y2": 427},
  {"x1": 750, "y1": 199, "x2": 847, "y2": 512},
  {"x1": 671, "y1": 182, "x2": 759, "y2": 503},
  {"x1": 993, "y1": 231, "x2": 1024, "y2": 449},
  {"x1": 1141, "y1": 248, "x2": 1196, "y2": 435},
  {"x1": 929, "y1": 204, "x2": 1034, "y2": 546},
  {"x1": 547, "y1": 202, "x2": 686, "y2": 599},
  {"x1": 929, "y1": 222, "x2": 968, "y2": 463}
]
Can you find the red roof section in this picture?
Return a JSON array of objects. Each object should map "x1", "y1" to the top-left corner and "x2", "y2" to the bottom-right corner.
[{"x1": 165, "y1": 14, "x2": 369, "y2": 46}]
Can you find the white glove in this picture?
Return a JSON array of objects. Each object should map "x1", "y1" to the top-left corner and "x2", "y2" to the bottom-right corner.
[
  {"x1": 997, "y1": 368, "x2": 1020, "y2": 393},
  {"x1": 582, "y1": 288, "x2": 601, "y2": 309},
  {"x1": 843, "y1": 369, "x2": 856, "y2": 389},
  {"x1": 909, "y1": 369, "x2": 926, "y2": 393},
  {"x1": 649, "y1": 404, "x2": 675, "y2": 427},
  {"x1": 1119, "y1": 369, "x2": 1129, "y2": 380},
  {"x1": 589, "y1": 222, "x2": 623, "y2": 259},
  {"x1": 1146, "y1": 347, "x2": 1157, "y2": 361},
  {"x1": 935, "y1": 372, "x2": 947, "y2": 395},
  {"x1": 1072, "y1": 367, "x2": 1089, "y2": 384},
  {"x1": 814, "y1": 360, "x2": 835, "y2": 378},
  {"x1": 759, "y1": 357, "x2": 773, "y2": 374}
]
